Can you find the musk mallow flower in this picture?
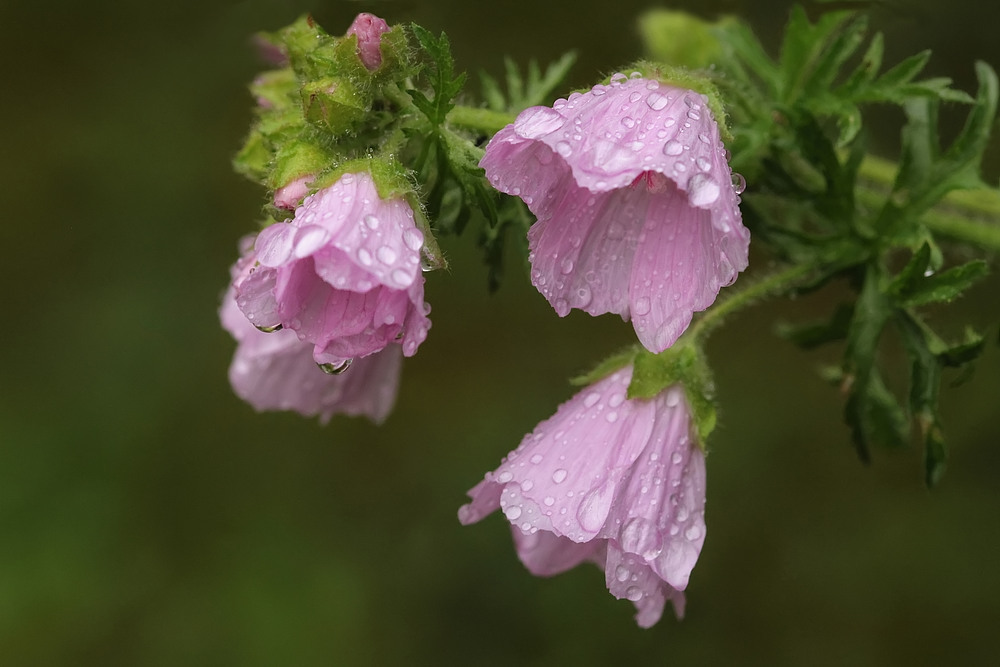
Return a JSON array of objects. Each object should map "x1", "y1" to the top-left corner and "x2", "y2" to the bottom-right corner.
[
  {"x1": 458, "y1": 365, "x2": 707, "y2": 628},
  {"x1": 480, "y1": 73, "x2": 750, "y2": 353},
  {"x1": 221, "y1": 239, "x2": 401, "y2": 422},
  {"x1": 234, "y1": 170, "x2": 431, "y2": 369}
]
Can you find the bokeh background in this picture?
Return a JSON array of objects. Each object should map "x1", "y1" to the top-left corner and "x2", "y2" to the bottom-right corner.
[{"x1": 2, "y1": 0, "x2": 999, "y2": 664}]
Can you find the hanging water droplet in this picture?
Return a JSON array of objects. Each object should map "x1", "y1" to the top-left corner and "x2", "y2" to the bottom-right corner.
[
  {"x1": 731, "y1": 172, "x2": 746, "y2": 194},
  {"x1": 318, "y1": 358, "x2": 353, "y2": 375},
  {"x1": 615, "y1": 565, "x2": 630, "y2": 583},
  {"x1": 625, "y1": 586, "x2": 643, "y2": 602},
  {"x1": 254, "y1": 323, "x2": 283, "y2": 333}
]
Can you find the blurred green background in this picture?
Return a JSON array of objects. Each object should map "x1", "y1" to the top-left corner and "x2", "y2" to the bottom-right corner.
[{"x1": 2, "y1": 0, "x2": 999, "y2": 664}]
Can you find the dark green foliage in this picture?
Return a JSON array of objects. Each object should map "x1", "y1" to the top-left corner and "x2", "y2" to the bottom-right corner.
[{"x1": 712, "y1": 8, "x2": 997, "y2": 485}]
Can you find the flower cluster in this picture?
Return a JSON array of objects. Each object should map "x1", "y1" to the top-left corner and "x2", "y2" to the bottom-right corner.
[{"x1": 222, "y1": 12, "x2": 749, "y2": 630}]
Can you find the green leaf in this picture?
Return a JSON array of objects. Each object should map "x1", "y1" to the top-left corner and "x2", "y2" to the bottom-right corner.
[
  {"x1": 777, "y1": 302, "x2": 855, "y2": 348},
  {"x1": 408, "y1": 25, "x2": 466, "y2": 126},
  {"x1": 888, "y1": 242, "x2": 933, "y2": 298},
  {"x1": 897, "y1": 259, "x2": 988, "y2": 307}
]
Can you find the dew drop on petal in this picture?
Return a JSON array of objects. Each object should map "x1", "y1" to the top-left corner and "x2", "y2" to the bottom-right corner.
[
  {"x1": 391, "y1": 268, "x2": 411, "y2": 286},
  {"x1": 663, "y1": 140, "x2": 684, "y2": 156},
  {"x1": 504, "y1": 506, "x2": 522, "y2": 521},
  {"x1": 376, "y1": 245, "x2": 397, "y2": 265},
  {"x1": 552, "y1": 469, "x2": 568, "y2": 484},
  {"x1": 583, "y1": 392, "x2": 601, "y2": 408},
  {"x1": 357, "y1": 248, "x2": 373, "y2": 266},
  {"x1": 515, "y1": 107, "x2": 565, "y2": 139},
  {"x1": 625, "y1": 586, "x2": 643, "y2": 602},
  {"x1": 555, "y1": 140, "x2": 573, "y2": 157},
  {"x1": 646, "y1": 92, "x2": 669, "y2": 111},
  {"x1": 688, "y1": 173, "x2": 721, "y2": 206},
  {"x1": 615, "y1": 565, "x2": 630, "y2": 583},
  {"x1": 497, "y1": 471, "x2": 513, "y2": 483},
  {"x1": 363, "y1": 214, "x2": 380, "y2": 230}
]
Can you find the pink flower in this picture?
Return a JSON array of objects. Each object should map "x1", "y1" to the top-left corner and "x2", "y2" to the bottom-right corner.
[
  {"x1": 480, "y1": 74, "x2": 750, "y2": 353},
  {"x1": 459, "y1": 365, "x2": 707, "y2": 628},
  {"x1": 220, "y1": 238, "x2": 401, "y2": 423},
  {"x1": 234, "y1": 171, "x2": 431, "y2": 368},
  {"x1": 345, "y1": 13, "x2": 390, "y2": 71}
]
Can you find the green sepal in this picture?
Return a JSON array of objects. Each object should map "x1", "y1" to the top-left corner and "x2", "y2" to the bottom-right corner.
[
  {"x1": 627, "y1": 61, "x2": 731, "y2": 143},
  {"x1": 637, "y1": 9, "x2": 731, "y2": 70},
  {"x1": 269, "y1": 140, "x2": 330, "y2": 191},
  {"x1": 309, "y1": 154, "x2": 412, "y2": 201},
  {"x1": 628, "y1": 344, "x2": 717, "y2": 445},
  {"x1": 249, "y1": 68, "x2": 298, "y2": 110},
  {"x1": 233, "y1": 129, "x2": 272, "y2": 184},
  {"x1": 299, "y1": 77, "x2": 367, "y2": 133}
]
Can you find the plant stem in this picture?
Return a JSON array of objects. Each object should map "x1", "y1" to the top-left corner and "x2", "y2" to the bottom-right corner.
[
  {"x1": 688, "y1": 262, "x2": 816, "y2": 341},
  {"x1": 446, "y1": 105, "x2": 515, "y2": 135},
  {"x1": 857, "y1": 156, "x2": 1000, "y2": 252}
]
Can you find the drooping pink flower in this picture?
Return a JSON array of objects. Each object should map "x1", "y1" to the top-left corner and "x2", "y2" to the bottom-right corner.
[
  {"x1": 220, "y1": 238, "x2": 402, "y2": 423},
  {"x1": 345, "y1": 13, "x2": 391, "y2": 71},
  {"x1": 480, "y1": 74, "x2": 750, "y2": 353},
  {"x1": 459, "y1": 365, "x2": 707, "y2": 628},
  {"x1": 234, "y1": 171, "x2": 431, "y2": 368}
]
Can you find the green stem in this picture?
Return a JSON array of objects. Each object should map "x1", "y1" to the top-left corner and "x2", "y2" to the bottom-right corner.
[
  {"x1": 688, "y1": 262, "x2": 816, "y2": 341},
  {"x1": 857, "y1": 156, "x2": 1000, "y2": 252},
  {"x1": 446, "y1": 105, "x2": 515, "y2": 135}
]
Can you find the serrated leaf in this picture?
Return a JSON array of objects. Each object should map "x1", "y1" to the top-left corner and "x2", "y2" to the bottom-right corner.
[
  {"x1": 889, "y1": 242, "x2": 932, "y2": 298},
  {"x1": 777, "y1": 302, "x2": 855, "y2": 348},
  {"x1": 898, "y1": 259, "x2": 988, "y2": 307}
]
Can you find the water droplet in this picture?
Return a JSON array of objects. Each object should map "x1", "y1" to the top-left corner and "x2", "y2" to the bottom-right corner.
[
  {"x1": 318, "y1": 358, "x2": 353, "y2": 375},
  {"x1": 530, "y1": 454, "x2": 543, "y2": 464},
  {"x1": 357, "y1": 248, "x2": 373, "y2": 266},
  {"x1": 671, "y1": 452, "x2": 683, "y2": 465},
  {"x1": 497, "y1": 471, "x2": 513, "y2": 483},
  {"x1": 560, "y1": 257, "x2": 574, "y2": 274},
  {"x1": 688, "y1": 173, "x2": 721, "y2": 206},
  {"x1": 543, "y1": 496, "x2": 555, "y2": 506},
  {"x1": 610, "y1": 72, "x2": 627, "y2": 83},
  {"x1": 363, "y1": 214, "x2": 380, "y2": 230},
  {"x1": 521, "y1": 480, "x2": 534, "y2": 491},
  {"x1": 698, "y1": 133, "x2": 710, "y2": 144},
  {"x1": 591, "y1": 84, "x2": 607, "y2": 96},
  {"x1": 674, "y1": 162, "x2": 687, "y2": 173},
  {"x1": 293, "y1": 226, "x2": 329, "y2": 257},
  {"x1": 663, "y1": 140, "x2": 684, "y2": 156},
  {"x1": 583, "y1": 392, "x2": 601, "y2": 408},
  {"x1": 609, "y1": 393, "x2": 625, "y2": 408},
  {"x1": 621, "y1": 517, "x2": 663, "y2": 559},
  {"x1": 504, "y1": 506, "x2": 522, "y2": 521},
  {"x1": 696, "y1": 156, "x2": 711, "y2": 171},
  {"x1": 577, "y1": 480, "x2": 615, "y2": 532},
  {"x1": 615, "y1": 565, "x2": 630, "y2": 582},
  {"x1": 552, "y1": 469, "x2": 568, "y2": 484},
  {"x1": 253, "y1": 323, "x2": 282, "y2": 333},
  {"x1": 625, "y1": 586, "x2": 643, "y2": 602},
  {"x1": 621, "y1": 116, "x2": 636, "y2": 129},
  {"x1": 515, "y1": 107, "x2": 564, "y2": 139},
  {"x1": 684, "y1": 524, "x2": 702, "y2": 541},
  {"x1": 646, "y1": 92, "x2": 669, "y2": 111},
  {"x1": 687, "y1": 110, "x2": 701, "y2": 121},
  {"x1": 376, "y1": 245, "x2": 397, "y2": 265},
  {"x1": 627, "y1": 141, "x2": 645, "y2": 152},
  {"x1": 731, "y1": 172, "x2": 746, "y2": 194},
  {"x1": 391, "y1": 268, "x2": 411, "y2": 286},
  {"x1": 555, "y1": 140, "x2": 573, "y2": 157},
  {"x1": 628, "y1": 91, "x2": 642, "y2": 103}
]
